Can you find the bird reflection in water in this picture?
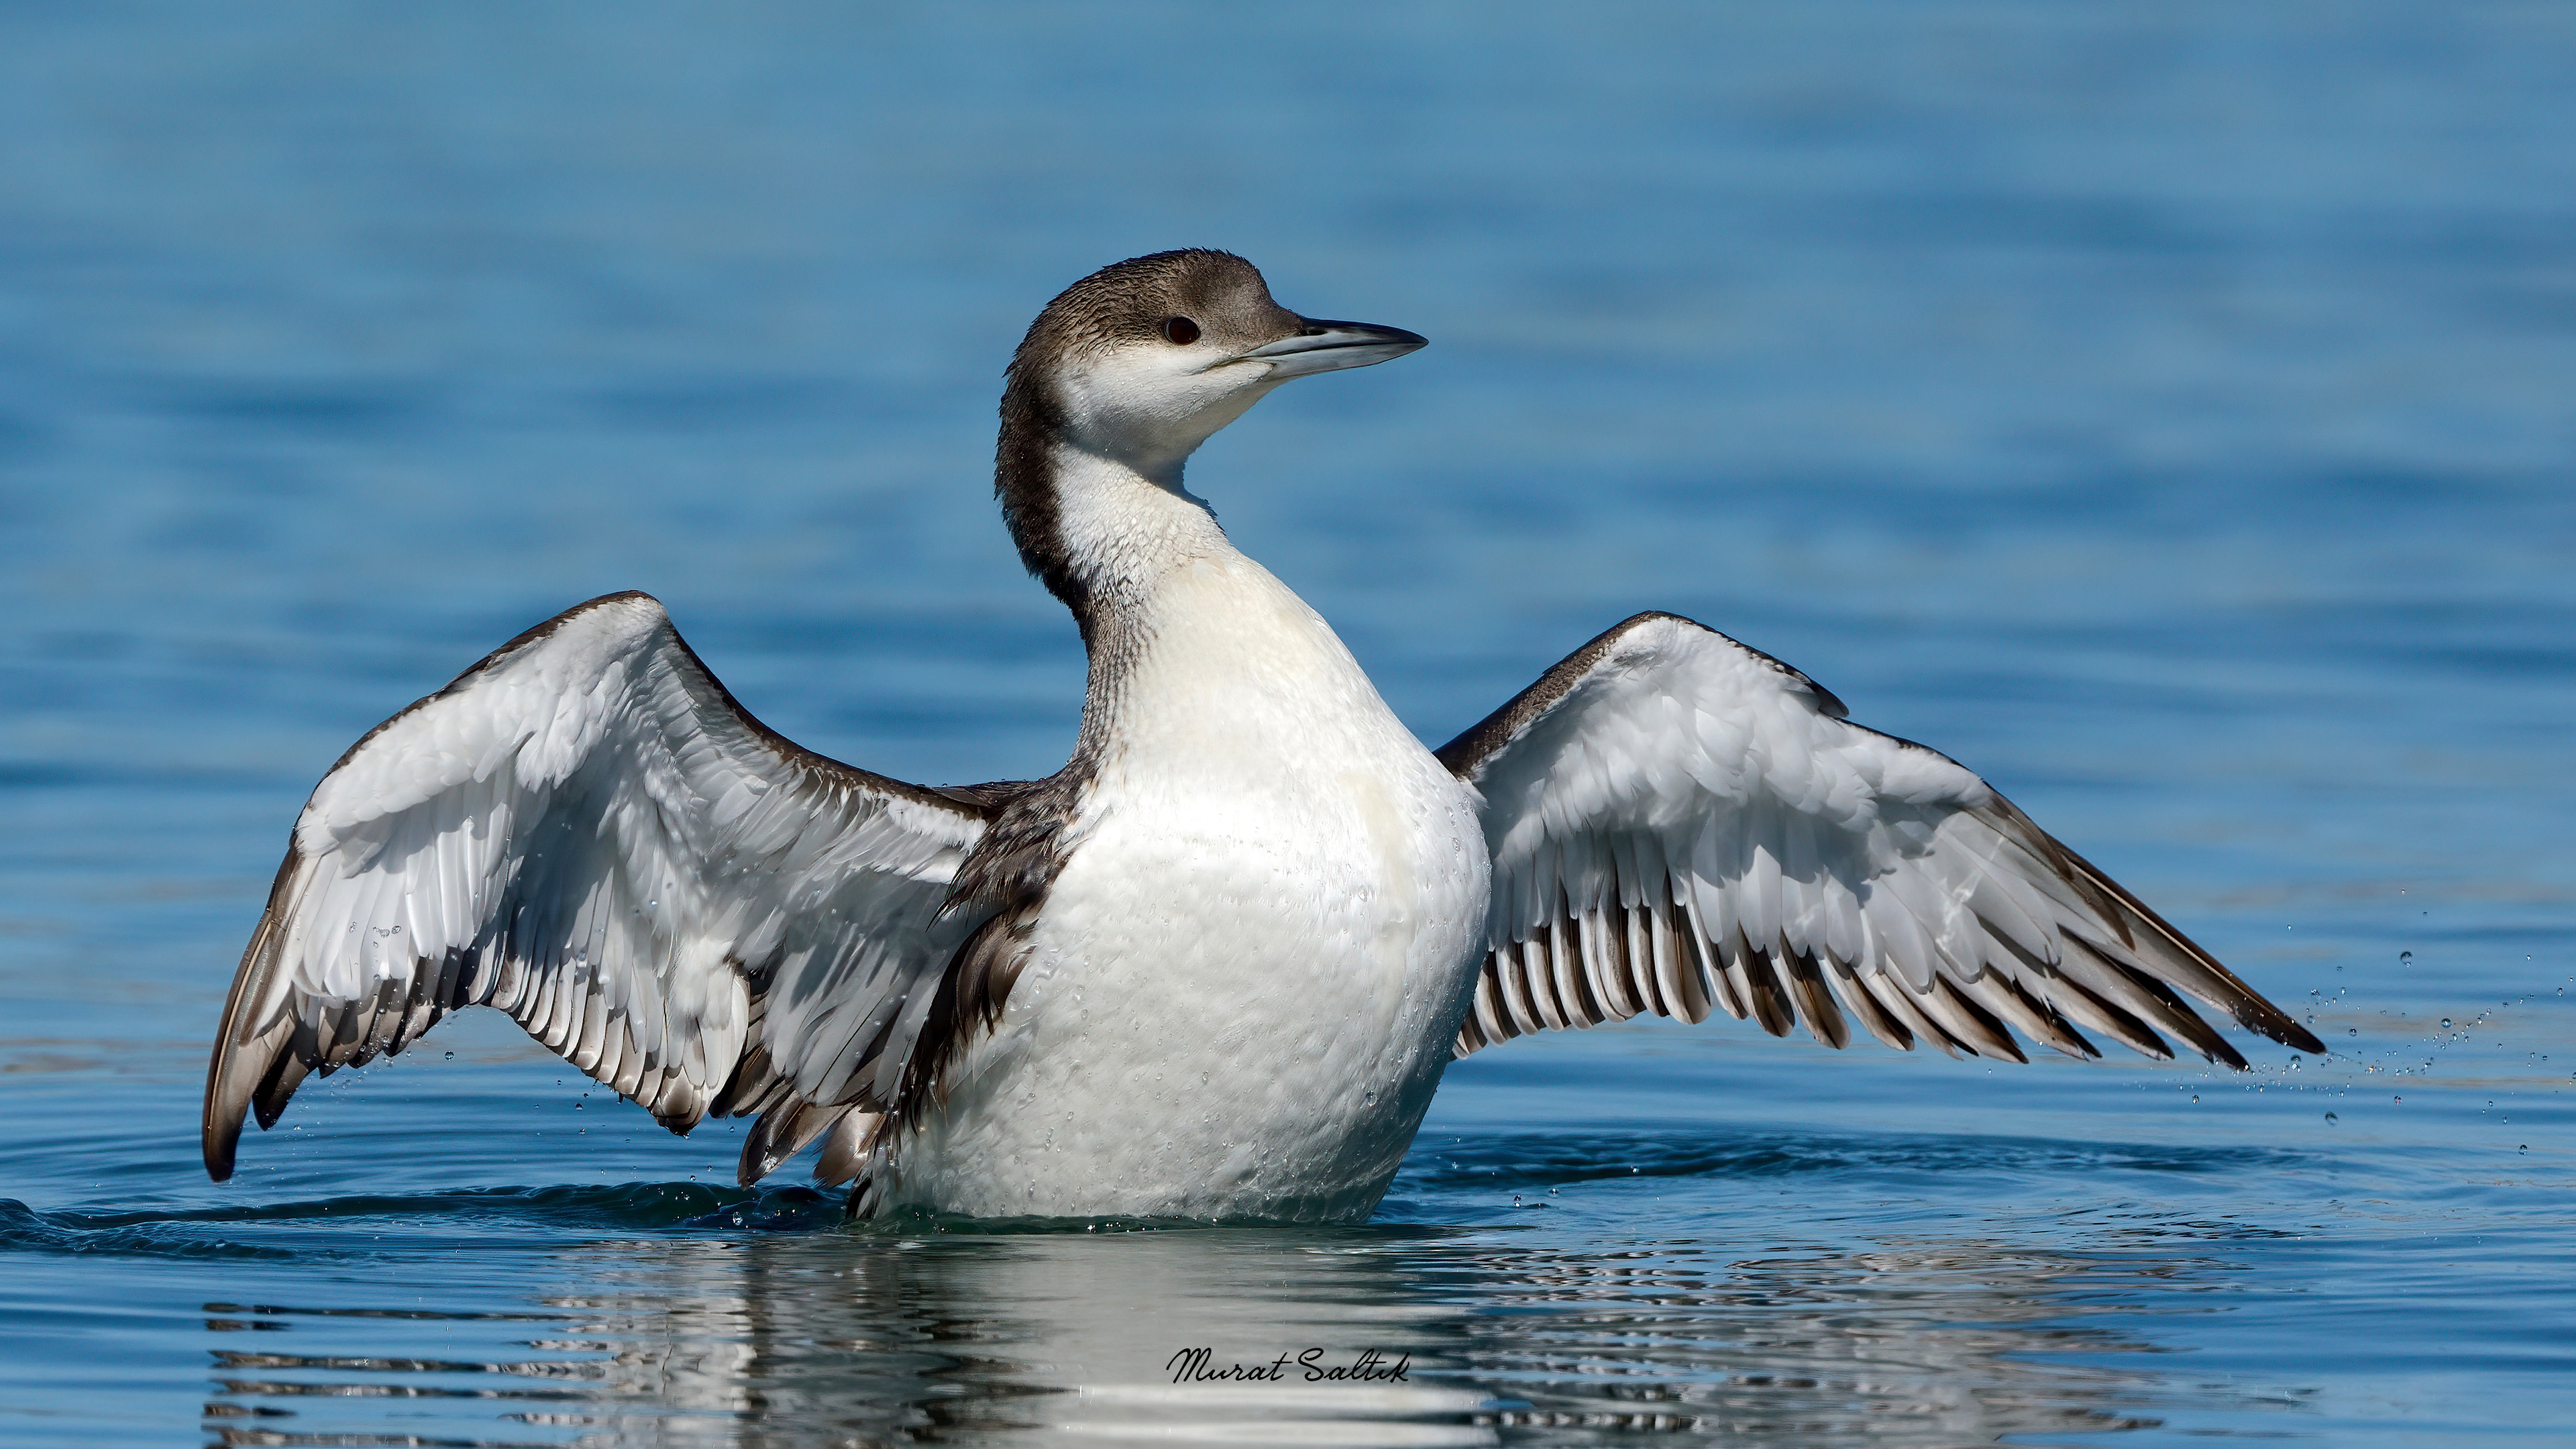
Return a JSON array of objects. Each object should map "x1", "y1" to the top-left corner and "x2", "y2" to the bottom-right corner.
[{"x1": 202, "y1": 1222, "x2": 2209, "y2": 1446}]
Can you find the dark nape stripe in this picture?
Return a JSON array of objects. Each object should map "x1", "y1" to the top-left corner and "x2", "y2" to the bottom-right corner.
[{"x1": 995, "y1": 367, "x2": 1095, "y2": 638}]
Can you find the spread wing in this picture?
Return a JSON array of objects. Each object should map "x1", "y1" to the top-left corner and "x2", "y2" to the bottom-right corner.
[
  {"x1": 205, "y1": 592, "x2": 996, "y2": 1183},
  {"x1": 1438, "y1": 612, "x2": 2324, "y2": 1067}
]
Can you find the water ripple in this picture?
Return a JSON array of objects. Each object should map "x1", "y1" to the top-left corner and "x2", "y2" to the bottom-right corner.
[{"x1": 1400, "y1": 1127, "x2": 2293, "y2": 1193}]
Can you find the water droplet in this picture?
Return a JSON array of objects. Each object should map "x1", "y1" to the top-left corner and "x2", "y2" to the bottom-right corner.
[
  {"x1": 2347, "y1": 1028, "x2": 2358, "y2": 1036},
  {"x1": 2400, "y1": 951, "x2": 2412, "y2": 965},
  {"x1": 2394, "y1": 1095, "x2": 2402, "y2": 1104},
  {"x1": 443, "y1": 1051, "x2": 454, "y2": 1060},
  {"x1": 2190, "y1": 1095, "x2": 2199, "y2": 1104},
  {"x1": 2440, "y1": 1019, "x2": 2452, "y2": 1029},
  {"x1": 2324, "y1": 1112, "x2": 2338, "y2": 1124},
  {"x1": 1364, "y1": 1090, "x2": 1377, "y2": 1107},
  {"x1": 2518, "y1": 1144, "x2": 2528, "y2": 1154}
]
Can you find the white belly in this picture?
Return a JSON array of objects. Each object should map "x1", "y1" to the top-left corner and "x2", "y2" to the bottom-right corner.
[{"x1": 883, "y1": 555, "x2": 1490, "y2": 1221}]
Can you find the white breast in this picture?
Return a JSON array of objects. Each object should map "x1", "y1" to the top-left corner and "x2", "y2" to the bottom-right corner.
[{"x1": 886, "y1": 553, "x2": 1489, "y2": 1221}]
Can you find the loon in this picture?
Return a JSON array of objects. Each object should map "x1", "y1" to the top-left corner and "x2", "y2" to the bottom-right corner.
[{"x1": 203, "y1": 250, "x2": 2324, "y2": 1220}]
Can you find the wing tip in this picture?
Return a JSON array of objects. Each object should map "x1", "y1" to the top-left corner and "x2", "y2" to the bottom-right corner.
[
  {"x1": 2242, "y1": 1012, "x2": 2327, "y2": 1060},
  {"x1": 201, "y1": 1115, "x2": 242, "y2": 1183},
  {"x1": 1980, "y1": 796, "x2": 2330, "y2": 1067},
  {"x1": 203, "y1": 883, "x2": 296, "y2": 1185},
  {"x1": 203, "y1": 1025, "x2": 250, "y2": 1183},
  {"x1": 2246, "y1": 1000, "x2": 2328, "y2": 1057}
]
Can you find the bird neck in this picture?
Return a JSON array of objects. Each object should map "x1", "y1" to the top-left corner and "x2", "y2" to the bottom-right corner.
[
  {"x1": 995, "y1": 376, "x2": 1236, "y2": 645},
  {"x1": 994, "y1": 377, "x2": 1377, "y2": 779}
]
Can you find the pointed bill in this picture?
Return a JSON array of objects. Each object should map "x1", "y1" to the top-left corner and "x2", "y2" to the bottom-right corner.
[{"x1": 1240, "y1": 318, "x2": 1428, "y2": 378}]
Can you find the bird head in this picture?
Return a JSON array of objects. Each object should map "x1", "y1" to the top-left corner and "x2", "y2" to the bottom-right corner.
[{"x1": 1008, "y1": 249, "x2": 1426, "y2": 480}]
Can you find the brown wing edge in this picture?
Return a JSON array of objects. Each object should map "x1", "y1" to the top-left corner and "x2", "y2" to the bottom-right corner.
[{"x1": 1435, "y1": 612, "x2": 1847, "y2": 782}]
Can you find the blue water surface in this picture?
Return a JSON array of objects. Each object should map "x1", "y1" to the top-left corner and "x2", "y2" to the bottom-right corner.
[{"x1": 3, "y1": 3, "x2": 2572, "y2": 1444}]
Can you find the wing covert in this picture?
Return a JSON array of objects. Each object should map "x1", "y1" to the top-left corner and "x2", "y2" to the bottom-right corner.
[
  {"x1": 205, "y1": 592, "x2": 993, "y2": 1181},
  {"x1": 1438, "y1": 612, "x2": 2324, "y2": 1067}
]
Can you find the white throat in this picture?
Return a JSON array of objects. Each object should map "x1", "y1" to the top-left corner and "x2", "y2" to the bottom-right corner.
[
  {"x1": 1050, "y1": 352, "x2": 1279, "y2": 484},
  {"x1": 1043, "y1": 439, "x2": 1238, "y2": 605}
]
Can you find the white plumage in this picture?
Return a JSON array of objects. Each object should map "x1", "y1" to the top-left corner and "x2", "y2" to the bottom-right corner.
[
  {"x1": 887, "y1": 546, "x2": 1487, "y2": 1219},
  {"x1": 203, "y1": 250, "x2": 2320, "y2": 1220}
]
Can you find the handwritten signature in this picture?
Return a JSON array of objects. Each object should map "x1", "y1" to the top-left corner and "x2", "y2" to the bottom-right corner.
[{"x1": 1165, "y1": 1346, "x2": 1411, "y2": 1384}]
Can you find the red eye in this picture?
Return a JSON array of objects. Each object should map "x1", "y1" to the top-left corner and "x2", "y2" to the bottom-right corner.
[{"x1": 1160, "y1": 316, "x2": 1201, "y2": 345}]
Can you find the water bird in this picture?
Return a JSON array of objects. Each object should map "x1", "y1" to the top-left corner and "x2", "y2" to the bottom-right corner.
[{"x1": 204, "y1": 250, "x2": 2324, "y2": 1220}]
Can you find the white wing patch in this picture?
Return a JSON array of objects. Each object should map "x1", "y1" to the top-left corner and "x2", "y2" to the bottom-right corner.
[
  {"x1": 205, "y1": 592, "x2": 990, "y2": 1182},
  {"x1": 1439, "y1": 613, "x2": 2321, "y2": 1067}
]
